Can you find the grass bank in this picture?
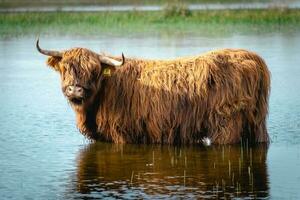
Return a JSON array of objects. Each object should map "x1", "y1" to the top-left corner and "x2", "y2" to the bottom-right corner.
[
  {"x1": 0, "y1": 0, "x2": 272, "y2": 8},
  {"x1": 1, "y1": 9, "x2": 300, "y2": 37}
]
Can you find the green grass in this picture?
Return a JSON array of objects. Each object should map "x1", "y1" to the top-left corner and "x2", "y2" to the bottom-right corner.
[
  {"x1": 0, "y1": 0, "x2": 272, "y2": 8},
  {"x1": 1, "y1": 9, "x2": 300, "y2": 37}
]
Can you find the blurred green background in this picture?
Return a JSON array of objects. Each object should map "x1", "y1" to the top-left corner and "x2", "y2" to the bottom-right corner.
[{"x1": 1, "y1": 0, "x2": 300, "y2": 37}]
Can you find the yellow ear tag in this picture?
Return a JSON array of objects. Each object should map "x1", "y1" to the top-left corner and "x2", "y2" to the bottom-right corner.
[{"x1": 103, "y1": 68, "x2": 111, "y2": 77}]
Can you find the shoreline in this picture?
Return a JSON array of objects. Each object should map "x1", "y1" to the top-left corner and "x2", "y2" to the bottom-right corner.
[
  {"x1": 1, "y1": 2, "x2": 300, "y2": 13},
  {"x1": 1, "y1": 9, "x2": 300, "y2": 38}
]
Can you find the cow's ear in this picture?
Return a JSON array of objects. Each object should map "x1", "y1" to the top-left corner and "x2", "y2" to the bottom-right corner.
[
  {"x1": 47, "y1": 56, "x2": 62, "y2": 71},
  {"x1": 101, "y1": 64, "x2": 117, "y2": 77}
]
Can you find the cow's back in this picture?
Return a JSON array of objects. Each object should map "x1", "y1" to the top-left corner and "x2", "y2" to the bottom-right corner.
[{"x1": 96, "y1": 49, "x2": 270, "y2": 144}]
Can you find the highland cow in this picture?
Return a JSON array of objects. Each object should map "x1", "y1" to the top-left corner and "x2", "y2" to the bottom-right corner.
[{"x1": 37, "y1": 40, "x2": 270, "y2": 145}]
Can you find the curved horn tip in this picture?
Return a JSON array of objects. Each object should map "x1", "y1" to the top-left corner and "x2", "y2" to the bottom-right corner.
[
  {"x1": 35, "y1": 38, "x2": 63, "y2": 57},
  {"x1": 121, "y1": 53, "x2": 125, "y2": 65},
  {"x1": 36, "y1": 38, "x2": 40, "y2": 50}
]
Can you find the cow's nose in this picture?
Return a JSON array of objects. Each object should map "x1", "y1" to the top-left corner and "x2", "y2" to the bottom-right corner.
[
  {"x1": 76, "y1": 87, "x2": 83, "y2": 93},
  {"x1": 66, "y1": 85, "x2": 84, "y2": 97}
]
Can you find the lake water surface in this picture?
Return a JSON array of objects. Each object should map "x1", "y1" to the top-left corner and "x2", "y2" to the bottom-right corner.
[{"x1": 0, "y1": 32, "x2": 300, "y2": 199}]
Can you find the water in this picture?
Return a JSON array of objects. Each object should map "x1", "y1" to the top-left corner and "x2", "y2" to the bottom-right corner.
[{"x1": 0, "y1": 32, "x2": 300, "y2": 199}]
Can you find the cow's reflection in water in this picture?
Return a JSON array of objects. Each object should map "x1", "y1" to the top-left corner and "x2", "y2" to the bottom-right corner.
[{"x1": 72, "y1": 143, "x2": 269, "y2": 199}]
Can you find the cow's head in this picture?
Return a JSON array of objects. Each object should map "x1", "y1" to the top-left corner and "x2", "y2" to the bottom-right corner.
[{"x1": 36, "y1": 39, "x2": 124, "y2": 109}]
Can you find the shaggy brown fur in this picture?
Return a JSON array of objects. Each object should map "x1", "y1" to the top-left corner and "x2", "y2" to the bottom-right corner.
[{"x1": 46, "y1": 48, "x2": 270, "y2": 145}]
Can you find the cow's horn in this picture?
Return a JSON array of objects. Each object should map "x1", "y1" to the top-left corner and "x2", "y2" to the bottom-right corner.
[
  {"x1": 36, "y1": 39, "x2": 63, "y2": 57},
  {"x1": 99, "y1": 53, "x2": 125, "y2": 67}
]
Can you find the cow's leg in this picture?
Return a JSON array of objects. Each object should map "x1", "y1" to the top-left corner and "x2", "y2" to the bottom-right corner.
[
  {"x1": 208, "y1": 112, "x2": 243, "y2": 144},
  {"x1": 252, "y1": 120, "x2": 269, "y2": 143},
  {"x1": 244, "y1": 108, "x2": 269, "y2": 144}
]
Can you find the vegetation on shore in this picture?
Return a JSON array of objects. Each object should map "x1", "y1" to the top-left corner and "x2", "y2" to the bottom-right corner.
[
  {"x1": 0, "y1": 0, "x2": 273, "y2": 8},
  {"x1": 1, "y1": 8, "x2": 300, "y2": 37}
]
